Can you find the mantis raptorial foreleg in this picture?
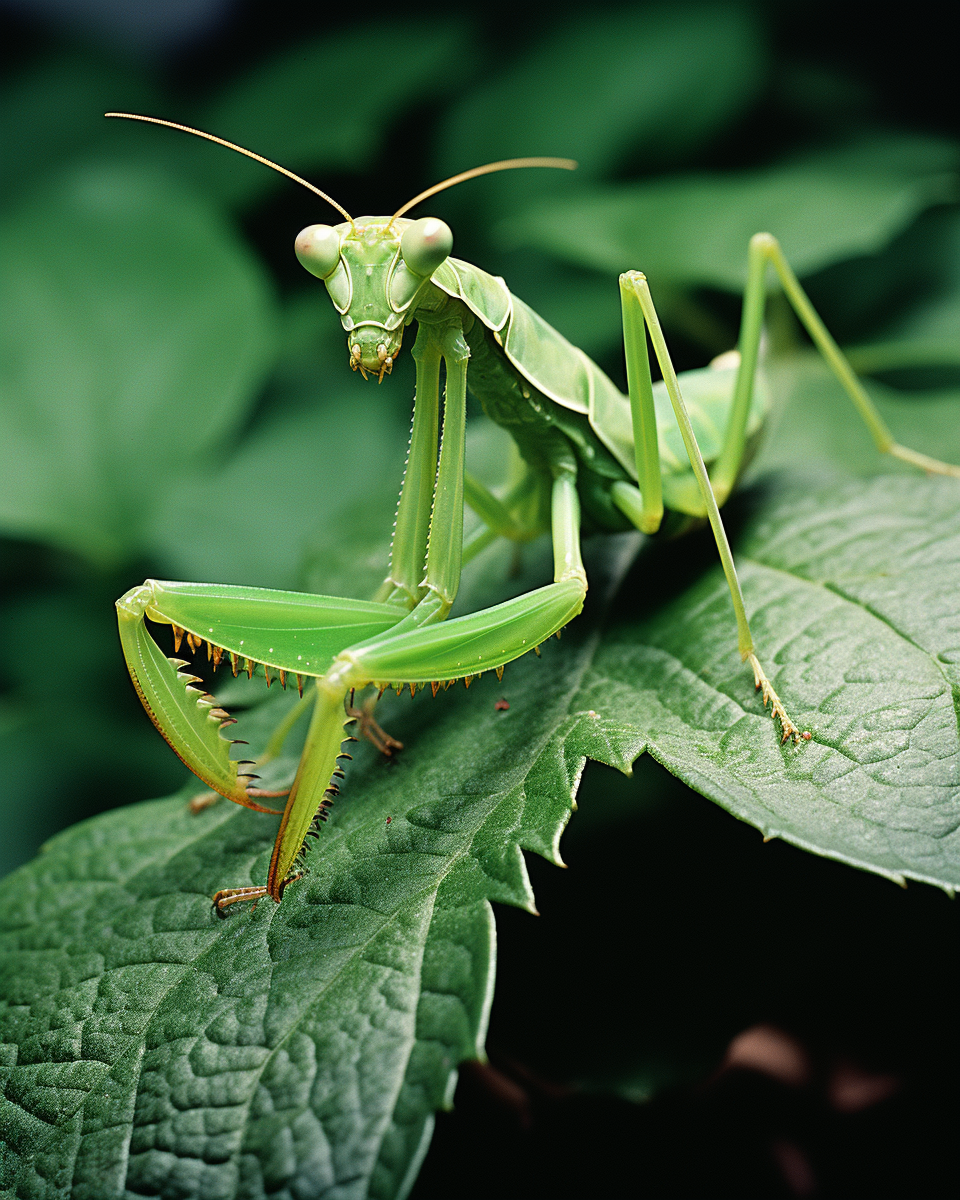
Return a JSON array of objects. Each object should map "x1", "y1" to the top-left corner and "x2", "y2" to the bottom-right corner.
[
  {"x1": 417, "y1": 324, "x2": 468, "y2": 618},
  {"x1": 378, "y1": 322, "x2": 469, "y2": 624},
  {"x1": 376, "y1": 328, "x2": 442, "y2": 608},
  {"x1": 115, "y1": 581, "x2": 407, "y2": 804},
  {"x1": 341, "y1": 320, "x2": 469, "y2": 750},
  {"x1": 215, "y1": 460, "x2": 587, "y2": 912}
]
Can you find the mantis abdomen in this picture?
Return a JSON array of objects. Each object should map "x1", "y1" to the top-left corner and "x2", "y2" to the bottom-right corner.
[{"x1": 437, "y1": 258, "x2": 769, "y2": 527}]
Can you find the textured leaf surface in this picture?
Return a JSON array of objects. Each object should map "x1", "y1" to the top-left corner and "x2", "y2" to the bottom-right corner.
[
  {"x1": 591, "y1": 475, "x2": 960, "y2": 889},
  {"x1": 4, "y1": 460, "x2": 960, "y2": 1194}
]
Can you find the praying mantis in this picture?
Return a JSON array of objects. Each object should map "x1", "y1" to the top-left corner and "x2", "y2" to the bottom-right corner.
[{"x1": 108, "y1": 114, "x2": 960, "y2": 913}]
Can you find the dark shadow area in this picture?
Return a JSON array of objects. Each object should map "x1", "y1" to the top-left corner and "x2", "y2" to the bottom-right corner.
[{"x1": 413, "y1": 756, "x2": 960, "y2": 1199}]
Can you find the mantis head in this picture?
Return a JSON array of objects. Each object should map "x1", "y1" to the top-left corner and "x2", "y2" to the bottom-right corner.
[
  {"x1": 295, "y1": 216, "x2": 454, "y2": 380},
  {"x1": 103, "y1": 114, "x2": 576, "y2": 382}
]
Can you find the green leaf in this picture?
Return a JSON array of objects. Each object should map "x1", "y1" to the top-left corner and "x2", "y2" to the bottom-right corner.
[
  {"x1": 584, "y1": 473, "x2": 960, "y2": 892},
  {"x1": 0, "y1": 166, "x2": 278, "y2": 565},
  {"x1": 0, "y1": 615, "x2": 595, "y2": 1197},
  {"x1": 4, "y1": 453, "x2": 960, "y2": 1193},
  {"x1": 504, "y1": 134, "x2": 960, "y2": 289},
  {"x1": 185, "y1": 21, "x2": 471, "y2": 209},
  {"x1": 435, "y1": 2, "x2": 767, "y2": 192},
  {"x1": 0, "y1": 50, "x2": 162, "y2": 208}
]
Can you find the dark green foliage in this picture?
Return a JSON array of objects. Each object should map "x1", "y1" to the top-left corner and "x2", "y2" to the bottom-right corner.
[{"x1": 1, "y1": 3, "x2": 959, "y2": 1194}]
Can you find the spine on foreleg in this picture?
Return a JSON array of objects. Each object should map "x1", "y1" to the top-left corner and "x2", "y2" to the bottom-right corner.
[{"x1": 267, "y1": 676, "x2": 355, "y2": 898}]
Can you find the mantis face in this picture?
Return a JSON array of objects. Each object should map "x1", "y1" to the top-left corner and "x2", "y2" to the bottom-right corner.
[{"x1": 295, "y1": 216, "x2": 454, "y2": 379}]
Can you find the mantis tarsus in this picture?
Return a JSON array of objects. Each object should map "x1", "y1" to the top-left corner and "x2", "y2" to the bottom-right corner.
[{"x1": 108, "y1": 113, "x2": 960, "y2": 913}]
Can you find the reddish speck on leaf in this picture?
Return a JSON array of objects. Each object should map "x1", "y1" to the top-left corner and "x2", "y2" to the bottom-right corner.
[
  {"x1": 494, "y1": 699, "x2": 510, "y2": 711},
  {"x1": 385, "y1": 816, "x2": 392, "y2": 824}
]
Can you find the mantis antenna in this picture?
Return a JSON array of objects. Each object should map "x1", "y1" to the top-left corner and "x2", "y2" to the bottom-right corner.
[
  {"x1": 104, "y1": 112, "x2": 355, "y2": 226},
  {"x1": 389, "y1": 157, "x2": 578, "y2": 225}
]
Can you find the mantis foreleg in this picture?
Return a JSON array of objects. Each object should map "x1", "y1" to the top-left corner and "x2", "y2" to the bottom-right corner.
[
  {"x1": 377, "y1": 329, "x2": 442, "y2": 608},
  {"x1": 116, "y1": 581, "x2": 407, "y2": 809},
  {"x1": 421, "y1": 324, "x2": 469, "y2": 616},
  {"x1": 219, "y1": 459, "x2": 588, "y2": 911}
]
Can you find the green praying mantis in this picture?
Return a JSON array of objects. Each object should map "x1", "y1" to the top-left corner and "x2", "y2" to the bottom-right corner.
[{"x1": 108, "y1": 113, "x2": 960, "y2": 913}]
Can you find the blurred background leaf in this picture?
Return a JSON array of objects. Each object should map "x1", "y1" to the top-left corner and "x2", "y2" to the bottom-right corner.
[
  {"x1": 0, "y1": 48, "x2": 162, "y2": 206},
  {"x1": 434, "y1": 2, "x2": 769, "y2": 190},
  {"x1": 502, "y1": 135, "x2": 959, "y2": 288},
  {"x1": 0, "y1": 163, "x2": 277, "y2": 562},
  {"x1": 193, "y1": 21, "x2": 474, "y2": 208}
]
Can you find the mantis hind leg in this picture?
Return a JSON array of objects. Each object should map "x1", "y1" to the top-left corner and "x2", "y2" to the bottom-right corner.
[
  {"x1": 616, "y1": 273, "x2": 805, "y2": 744},
  {"x1": 614, "y1": 233, "x2": 959, "y2": 741},
  {"x1": 710, "y1": 233, "x2": 960, "y2": 499}
]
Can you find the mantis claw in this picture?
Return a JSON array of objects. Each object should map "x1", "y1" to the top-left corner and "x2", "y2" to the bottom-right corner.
[
  {"x1": 212, "y1": 885, "x2": 268, "y2": 915},
  {"x1": 188, "y1": 790, "x2": 220, "y2": 814},
  {"x1": 346, "y1": 695, "x2": 404, "y2": 756},
  {"x1": 747, "y1": 652, "x2": 806, "y2": 744}
]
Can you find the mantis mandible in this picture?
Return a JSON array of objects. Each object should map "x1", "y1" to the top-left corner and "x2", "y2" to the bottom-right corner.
[{"x1": 107, "y1": 113, "x2": 960, "y2": 913}]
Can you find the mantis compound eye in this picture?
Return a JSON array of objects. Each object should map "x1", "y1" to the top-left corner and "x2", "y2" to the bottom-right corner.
[
  {"x1": 400, "y1": 217, "x2": 453, "y2": 278},
  {"x1": 295, "y1": 224, "x2": 341, "y2": 279}
]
